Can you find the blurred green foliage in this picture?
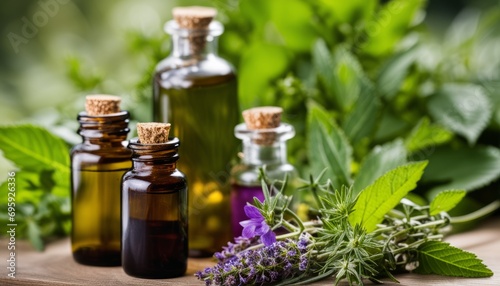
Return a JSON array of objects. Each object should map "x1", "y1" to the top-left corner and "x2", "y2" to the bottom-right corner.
[{"x1": 0, "y1": 0, "x2": 500, "y2": 247}]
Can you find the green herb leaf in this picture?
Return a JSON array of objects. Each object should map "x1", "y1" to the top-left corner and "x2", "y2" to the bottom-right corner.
[
  {"x1": 350, "y1": 161, "x2": 428, "y2": 232},
  {"x1": 416, "y1": 241, "x2": 493, "y2": 277},
  {"x1": 307, "y1": 103, "x2": 352, "y2": 188},
  {"x1": 0, "y1": 125, "x2": 70, "y2": 175},
  {"x1": 429, "y1": 190, "x2": 466, "y2": 215},
  {"x1": 352, "y1": 139, "x2": 407, "y2": 196},
  {"x1": 342, "y1": 81, "x2": 380, "y2": 146},
  {"x1": 313, "y1": 41, "x2": 367, "y2": 111},
  {"x1": 404, "y1": 117, "x2": 453, "y2": 153},
  {"x1": 427, "y1": 83, "x2": 492, "y2": 145},
  {"x1": 423, "y1": 146, "x2": 500, "y2": 198},
  {"x1": 376, "y1": 46, "x2": 418, "y2": 99}
]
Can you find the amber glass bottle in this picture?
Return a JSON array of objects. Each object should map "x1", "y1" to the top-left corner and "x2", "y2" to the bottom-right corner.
[
  {"x1": 153, "y1": 7, "x2": 239, "y2": 256},
  {"x1": 71, "y1": 111, "x2": 131, "y2": 266},
  {"x1": 122, "y1": 137, "x2": 188, "y2": 278}
]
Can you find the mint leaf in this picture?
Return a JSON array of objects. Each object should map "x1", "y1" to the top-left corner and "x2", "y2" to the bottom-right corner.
[
  {"x1": 329, "y1": 46, "x2": 367, "y2": 111},
  {"x1": 313, "y1": 41, "x2": 367, "y2": 111},
  {"x1": 0, "y1": 125, "x2": 70, "y2": 175},
  {"x1": 416, "y1": 241, "x2": 493, "y2": 277},
  {"x1": 429, "y1": 190, "x2": 466, "y2": 215},
  {"x1": 342, "y1": 81, "x2": 380, "y2": 146},
  {"x1": 307, "y1": 103, "x2": 352, "y2": 188},
  {"x1": 350, "y1": 161, "x2": 428, "y2": 232},
  {"x1": 377, "y1": 46, "x2": 418, "y2": 99},
  {"x1": 405, "y1": 117, "x2": 453, "y2": 153},
  {"x1": 428, "y1": 83, "x2": 491, "y2": 145},
  {"x1": 352, "y1": 139, "x2": 407, "y2": 196},
  {"x1": 423, "y1": 146, "x2": 500, "y2": 198}
]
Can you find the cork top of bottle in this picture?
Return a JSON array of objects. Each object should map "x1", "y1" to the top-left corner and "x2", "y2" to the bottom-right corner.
[
  {"x1": 242, "y1": 106, "x2": 283, "y2": 145},
  {"x1": 172, "y1": 6, "x2": 217, "y2": 29},
  {"x1": 137, "y1": 122, "x2": 171, "y2": 144},
  {"x1": 85, "y1": 95, "x2": 121, "y2": 116},
  {"x1": 242, "y1": 106, "x2": 283, "y2": 130}
]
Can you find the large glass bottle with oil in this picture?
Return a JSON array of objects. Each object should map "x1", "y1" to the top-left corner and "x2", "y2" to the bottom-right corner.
[
  {"x1": 153, "y1": 7, "x2": 239, "y2": 256},
  {"x1": 71, "y1": 104, "x2": 131, "y2": 266}
]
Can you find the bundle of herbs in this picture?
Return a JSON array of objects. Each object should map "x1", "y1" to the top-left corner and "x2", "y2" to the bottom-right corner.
[{"x1": 196, "y1": 164, "x2": 494, "y2": 285}]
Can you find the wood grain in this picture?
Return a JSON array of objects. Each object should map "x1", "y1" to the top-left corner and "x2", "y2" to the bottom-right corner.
[{"x1": 1, "y1": 219, "x2": 498, "y2": 285}]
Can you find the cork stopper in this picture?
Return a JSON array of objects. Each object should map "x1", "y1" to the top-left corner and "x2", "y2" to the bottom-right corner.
[
  {"x1": 172, "y1": 6, "x2": 217, "y2": 29},
  {"x1": 243, "y1": 106, "x2": 283, "y2": 130},
  {"x1": 172, "y1": 6, "x2": 217, "y2": 55},
  {"x1": 137, "y1": 122, "x2": 171, "y2": 144},
  {"x1": 85, "y1": 95, "x2": 121, "y2": 116},
  {"x1": 242, "y1": 106, "x2": 283, "y2": 145}
]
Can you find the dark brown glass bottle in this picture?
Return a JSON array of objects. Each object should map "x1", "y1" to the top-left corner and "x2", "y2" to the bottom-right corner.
[
  {"x1": 153, "y1": 9, "x2": 238, "y2": 256},
  {"x1": 71, "y1": 111, "x2": 131, "y2": 266},
  {"x1": 121, "y1": 137, "x2": 188, "y2": 278}
]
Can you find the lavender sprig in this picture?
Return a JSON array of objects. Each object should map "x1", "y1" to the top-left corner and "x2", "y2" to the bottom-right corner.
[{"x1": 196, "y1": 233, "x2": 313, "y2": 286}]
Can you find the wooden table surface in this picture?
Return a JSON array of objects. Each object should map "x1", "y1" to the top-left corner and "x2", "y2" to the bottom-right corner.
[{"x1": 1, "y1": 218, "x2": 498, "y2": 286}]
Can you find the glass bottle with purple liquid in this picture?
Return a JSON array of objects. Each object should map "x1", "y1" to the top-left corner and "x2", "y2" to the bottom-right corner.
[{"x1": 230, "y1": 107, "x2": 296, "y2": 238}]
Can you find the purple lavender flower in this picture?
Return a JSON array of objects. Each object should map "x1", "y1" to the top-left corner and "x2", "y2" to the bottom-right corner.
[
  {"x1": 195, "y1": 236, "x2": 313, "y2": 286},
  {"x1": 239, "y1": 204, "x2": 276, "y2": 246}
]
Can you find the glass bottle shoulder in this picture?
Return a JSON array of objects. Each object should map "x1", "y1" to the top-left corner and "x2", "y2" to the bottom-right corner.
[
  {"x1": 71, "y1": 143, "x2": 131, "y2": 165},
  {"x1": 231, "y1": 162, "x2": 296, "y2": 186},
  {"x1": 154, "y1": 55, "x2": 236, "y2": 89},
  {"x1": 122, "y1": 169, "x2": 187, "y2": 193}
]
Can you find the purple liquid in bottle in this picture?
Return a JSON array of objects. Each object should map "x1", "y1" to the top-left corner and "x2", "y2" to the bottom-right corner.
[{"x1": 231, "y1": 184, "x2": 264, "y2": 238}]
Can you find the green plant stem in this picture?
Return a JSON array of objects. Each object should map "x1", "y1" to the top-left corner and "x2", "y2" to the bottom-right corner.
[{"x1": 450, "y1": 200, "x2": 500, "y2": 224}]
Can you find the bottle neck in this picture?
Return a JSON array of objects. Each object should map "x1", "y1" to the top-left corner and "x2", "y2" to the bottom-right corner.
[
  {"x1": 235, "y1": 123, "x2": 295, "y2": 166},
  {"x1": 128, "y1": 137, "x2": 180, "y2": 171},
  {"x1": 77, "y1": 111, "x2": 130, "y2": 145},
  {"x1": 242, "y1": 140, "x2": 288, "y2": 166},
  {"x1": 165, "y1": 20, "x2": 223, "y2": 60}
]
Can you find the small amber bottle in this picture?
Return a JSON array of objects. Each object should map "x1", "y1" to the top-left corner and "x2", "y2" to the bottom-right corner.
[
  {"x1": 122, "y1": 123, "x2": 188, "y2": 279},
  {"x1": 71, "y1": 95, "x2": 131, "y2": 266}
]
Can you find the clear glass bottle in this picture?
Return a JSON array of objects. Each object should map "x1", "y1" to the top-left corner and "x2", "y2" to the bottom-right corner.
[
  {"x1": 71, "y1": 111, "x2": 131, "y2": 266},
  {"x1": 153, "y1": 14, "x2": 239, "y2": 256},
  {"x1": 230, "y1": 123, "x2": 296, "y2": 237},
  {"x1": 121, "y1": 137, "x2": 188, "y2": 278}
]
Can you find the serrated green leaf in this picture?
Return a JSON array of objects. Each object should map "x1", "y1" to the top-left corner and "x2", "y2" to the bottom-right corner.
[
  {"x1": 350, "y1": 161, "x2": 428, "y2": 232},
  {"x1": 428, "y1": 84, "x2": 492, "y2": 145},
  {"x1": 377, "y1": 46, "x2": 418, "y2": 99},
  {"x1": 313, "y1": 41, "x2": 367, "y2": 111},
  {"x1": 0, "y1": 125, "x2": 69, "y2": 175},
  {"x1": 405, "y1": 117, "x2": 453, "y2": 153},
  {"x1": 423, "y1": 146, "x2": 500, "y2": 198},
  {"x1": 362, "y1": 0, "x2": 425, "y2": 56},
  {"x1": 330, "y1": 46, "x2": 366, "y2": 111},
  {"x1": 342, "y1": 81, "x2": 380, "y2": 145},
  {"x1": 312, "y1": 39, "x2": 335, "y2": 99},
  {"x1": 352, "y1": 139, "x2": 407, "y2": 196},
  {"x1": 307, "y1": 103, "x2": 352, "y2": 188},
  {"x1": 429, "y1": 190, "x2": 466, "y2": 215},
  {"x1": 416, "y1": 241, "x2": 493, "y2": 277}
]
